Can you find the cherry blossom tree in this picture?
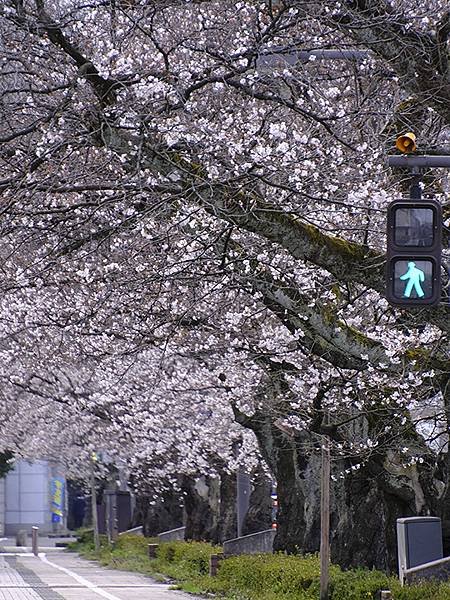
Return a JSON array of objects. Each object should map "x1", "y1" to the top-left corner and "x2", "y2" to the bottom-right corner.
[{"x1": 0, "y1": 0, "x2": 449, "y2": 569}]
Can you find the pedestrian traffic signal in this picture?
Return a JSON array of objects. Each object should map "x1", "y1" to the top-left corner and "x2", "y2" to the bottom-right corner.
[{"x1": 386, "y1": 199, "x2": 442, "y2": 306}]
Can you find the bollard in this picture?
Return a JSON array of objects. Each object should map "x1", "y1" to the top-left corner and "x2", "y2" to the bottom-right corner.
[
  {"x1": 209, "y1": 553, "x2": 224, "y2": 577},
  {"x1": 32, "y1": 526, "x2": 39, "y2": 556},
  {"x1": 16, "y1": 530, "x2": 27, "y2": 547},
  {"x1": 148, "y1": 543, "x2": 159, "y2": 559},
  {"x1": 379, "y1": 591, "x2": 392, "y2": 600}
]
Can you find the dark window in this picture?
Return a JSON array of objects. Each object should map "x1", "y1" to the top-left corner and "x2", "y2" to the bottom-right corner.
[{"x1": 394, "y1": 207, "x2": 434, "y2": 247}]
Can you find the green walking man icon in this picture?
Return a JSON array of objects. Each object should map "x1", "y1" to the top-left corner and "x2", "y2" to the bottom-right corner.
[{"x1": 399, "y1": 261, "x2": 425, "y2": 298}]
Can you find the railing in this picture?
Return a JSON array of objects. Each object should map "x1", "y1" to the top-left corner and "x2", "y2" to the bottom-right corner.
[
  {"x1": 157, "y1": 526, "x2": 186, "y2": 543},
  {"x1": 223, "y1": 529, "x2": 276, "y2": 557},
  {"x1": 118, "y1": 526, "x2": 143, "y2": 536},
  {"x1": 402, "y1": 555, "x2": 450, "y2": 585}
]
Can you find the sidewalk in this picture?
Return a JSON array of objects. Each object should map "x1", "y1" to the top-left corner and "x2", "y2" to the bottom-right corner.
[
  {"x1": 0, "y1": 549, "x2": 202, "y2": 600},
  {"x1": 0, "y1": 536, "x2": 77, "y2": 553}
]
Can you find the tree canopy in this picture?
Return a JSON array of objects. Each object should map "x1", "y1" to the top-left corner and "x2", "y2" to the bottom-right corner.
[{"x1": 0, "y1": 0, "x2": 449, "y2": 566}]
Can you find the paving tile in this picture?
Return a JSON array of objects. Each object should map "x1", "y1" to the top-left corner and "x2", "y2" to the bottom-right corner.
[
  {"x1": 0, "y1": 551, "x2": 201, "y2": 600},
  {"x1": 0, "y1": 557, "x2": 44, "y2": 600}
]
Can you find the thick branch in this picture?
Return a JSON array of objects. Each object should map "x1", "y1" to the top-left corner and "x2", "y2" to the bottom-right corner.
[
  {"x1": 30, "y1": 0, "x2": 130, "y2": 105},
  {"x1": 86, "y1": 122, "x2": 450, "y2": 336},
  {"x1": 332, "y1": 1, "x2": 450, "y2": 123}
]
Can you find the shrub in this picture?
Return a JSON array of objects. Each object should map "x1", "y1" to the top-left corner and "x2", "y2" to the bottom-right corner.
[
  {"x1": 75, "y1": 528, "x2": 95, "y2": 545},
  {"x1": 389, "y1": 579, "x2": 450, "y2": 600},
  {"x1": 113, "y1": 534, "x2": 152, "y2": 554},
  {"x1": 72, "y1": 537, "x2": 450, "y2": 600},
  {"x1": 154, "y1": 541, "x2": 218, "y2": 578},
  {"x1": 324, "y1": 568, "x2": 392, "y2": 600},
  {"x1": 215, "y1": 554, "x2": 326, "y2": 598}
]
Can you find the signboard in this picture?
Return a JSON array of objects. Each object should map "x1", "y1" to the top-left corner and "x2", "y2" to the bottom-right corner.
[{"x1": 51, "y1": 477, "x2": 65, "y2": 524}]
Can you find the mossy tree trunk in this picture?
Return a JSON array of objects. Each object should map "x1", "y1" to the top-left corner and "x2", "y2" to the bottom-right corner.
[
  {"x1": 233, "y1": 403, "x2": 441, "y2": 572},
  {"x1": 436, "y1": 375, "x2": 450, "y2": 555},
  {"x1": 181, "y1": 463, "x2": 273, "y2": 543}
]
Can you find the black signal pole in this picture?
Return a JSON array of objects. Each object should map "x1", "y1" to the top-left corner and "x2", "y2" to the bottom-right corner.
[
  {"x1": 388, "y1": 155, "x2": 450, "y2": 200},
  {"x1": 388, "y1": 156, "x2": 450, "y2": 169}
]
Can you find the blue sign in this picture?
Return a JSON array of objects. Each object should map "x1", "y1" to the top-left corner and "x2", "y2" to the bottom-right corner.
[{"x1": 51, "y1": 477, "x2": 65, "y2": 523}]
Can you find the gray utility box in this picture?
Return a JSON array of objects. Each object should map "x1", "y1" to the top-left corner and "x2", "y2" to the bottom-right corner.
[{"x1": 397, "y1": 517, "x2": 443, "y2": 580}]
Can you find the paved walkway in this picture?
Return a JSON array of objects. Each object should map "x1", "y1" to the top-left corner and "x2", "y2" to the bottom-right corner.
[
  {"x1": 0, "y1": 536, "x2": 77, "y2": 554},
  {"x1": 0, "y1": 550, "x2": 201, "y2": 600}
]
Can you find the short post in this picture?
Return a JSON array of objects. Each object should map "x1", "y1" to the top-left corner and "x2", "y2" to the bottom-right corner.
[
  {"x1": 32, "y1": 526, "x2": 39, "y2": 556},
  {"x1": 148, "y1": 543, "x2": 159, "y2": 559},
  {"x1": 90, "y1": 454, "x2": 100, "y2": 552},
  {"x1": 209, "y1": 553, "x2": 224, "y2": 576},
  {"x1": 379, "y1": 591, "x2": 392, "y2": 600}
]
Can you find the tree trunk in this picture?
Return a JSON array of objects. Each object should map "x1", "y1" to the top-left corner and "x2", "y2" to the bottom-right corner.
[
  {"x1": 329, "y1": 454, "x2": 439, "y2": 571},
  {"x1": 235, "y1": 407, "x2": 440, "y2": 572},
  {"x1": 242, "y1": 464, "x2": 273, "y2": 536},
  {"x1": 183, "y1": 464, "x2": 273, "y2": 544},
  {"x1": 214, "y1": 470, "x2": 237, "y2": 543},
  {"x1": 436, "y1": 375, "x2": 450, "y2": 555},
  {"x1": 182, "y1": 474, "x2": 219, "y2": 541},
  {"x1": 131, "y1": 488, "x2": 183, "y2": 536}
]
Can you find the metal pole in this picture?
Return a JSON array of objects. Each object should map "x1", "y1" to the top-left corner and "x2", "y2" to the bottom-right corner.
[
  {"x1": 90, "y1": 457, "x2": 100, "y2": 552},
  {"x1": 112, "y1": 492, "x2": 119, "y2": 542},
  {"x1": 236, "y1": 470, "x2": 251, "y2": 538},
  {"x1": 105, "y1": 492, "x2": 112, "y2": 544},
  {"x1": 388, "y1": 155, "x2": 450, "y2": 168},
  {"x1": 256, "y1": 48, "x2": 368, "y2": 68},
  {"x1": 320, "y1": 435, "x2": 331, "y2": 600},
  {"x1": 409, "y1": 167, "x2": 422, "y2": 201},
  {"x1": 31, "y1": 526, "x2": 39, "y2": 556}
]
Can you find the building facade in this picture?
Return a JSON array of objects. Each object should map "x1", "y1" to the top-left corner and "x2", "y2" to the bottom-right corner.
[{"x1": 0, "y1": 460, "x2": 66, "y2": 536}]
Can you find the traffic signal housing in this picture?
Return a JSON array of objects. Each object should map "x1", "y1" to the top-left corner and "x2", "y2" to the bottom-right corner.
[{"x1": 386, "y1": 199, "x2": 442, "y2": 306}]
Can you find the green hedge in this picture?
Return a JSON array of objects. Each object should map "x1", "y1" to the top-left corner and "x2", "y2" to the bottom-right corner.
[
  {"x1": 325, "y1": 568, "x2": 392, "y2": 600},
  {"x1": 150, "y1": 543, "x2": 450, "y2": 600},
  {"x1": 207, "y1": 555, "x2": 390, "y2": 599},
  {"x1": 212, "y1": 554, "x2": 328, "y2": 599},
  {"x1": 72, "y1": 535, "x2": 450, "y2": 600},
  {"x1": 152, "y1": 540, "x2": 220, "y2": 580}
]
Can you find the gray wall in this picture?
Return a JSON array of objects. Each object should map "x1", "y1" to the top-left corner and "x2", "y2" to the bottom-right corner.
[
  {"x1": 158, "y1": 526, "x2": 186, "y2": 542},
  {"x1": 223, "y1": 529, "x2": 276, "y2": 557},
  {"x1": 4, "y1": 460, "x2": 54, "y2": 535}
]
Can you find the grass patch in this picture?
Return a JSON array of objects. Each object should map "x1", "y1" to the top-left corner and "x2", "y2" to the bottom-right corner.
[
  {"x1": 68, "y1": 531, "x2": 166, "y2": 580},
  {"x1": 70, "y1": 534, "x2": 450, "y2": 599}
]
